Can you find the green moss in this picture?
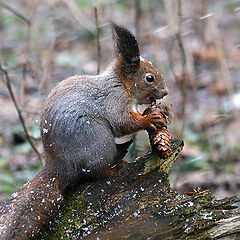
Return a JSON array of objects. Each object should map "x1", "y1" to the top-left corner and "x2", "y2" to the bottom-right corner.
[{"x1": 46, "y1": 196, "x2": 99, "y2": 239}]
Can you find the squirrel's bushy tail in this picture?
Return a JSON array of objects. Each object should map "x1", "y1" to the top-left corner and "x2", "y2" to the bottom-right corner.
[{"x1": 0, "y1": 167, "x2": 64, "y2": 240}]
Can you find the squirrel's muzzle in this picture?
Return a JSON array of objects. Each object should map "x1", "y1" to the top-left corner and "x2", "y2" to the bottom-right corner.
[{"x1": 155, "y1": 87, "x2": 168, "y2": 100}]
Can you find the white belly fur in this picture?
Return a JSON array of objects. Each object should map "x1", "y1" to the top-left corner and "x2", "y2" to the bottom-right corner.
[{"x1": 114, "y1": 134, "x2": 134, "y2": 144}]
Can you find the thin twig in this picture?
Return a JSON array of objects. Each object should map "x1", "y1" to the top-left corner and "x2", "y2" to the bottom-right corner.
[
  {"x1": 0, "y1": 65, "x2": 42, "y2": 161},
  {"x1": 208, "y1": 16, "x2": 237, "y2": 119},
  {"x1": 163, "y1": 0, "x2": 178, "y2": 35},
  {"x1": 166, "y1": 35, "x2": 177, "y2": 79},
  {"x1": 167, "y1": 0, "x2": 188, "y2": 189},
  {"x1": 20, "y1": 0, "x2": 35, "y2": 105},
  {"x1": 176, "y1": 0, "x2": 188, "y2": 138},
  {"x1": 62, "y1": 0, "x2": 94, "y2": 34},
  {"x1": 0, "y1": 2, "x2": 30, "y2": 25},
  {"x1": 200, "y1": 0, "x2": 208, "y2": 43},
  {"x1": 94, "y1": 7, "x2": 101, "y2": 75},
  {"x1": 39, "y1": 36, "x2": 56, "y2": 93},
  {"x1": 134, "y1": 0, "x2": 141, "y2": 40}
]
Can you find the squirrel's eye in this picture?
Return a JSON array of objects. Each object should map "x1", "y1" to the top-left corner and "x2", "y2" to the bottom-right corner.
[{"x1": 145, "y1": 74, "x2": 155, "y2": 84}]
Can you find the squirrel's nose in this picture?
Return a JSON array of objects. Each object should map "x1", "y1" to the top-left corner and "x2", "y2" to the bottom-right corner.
[{"x1": 162, "y1": 88, "x2": 168, "y2": 97}]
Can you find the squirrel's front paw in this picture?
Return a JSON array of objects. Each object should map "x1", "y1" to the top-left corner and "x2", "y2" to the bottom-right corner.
[
  {"x1": 143, "y1": 114, "x2": 166, "y2": 130},
  {"x1": 142, "y1": 105, "x2": 168, "y2": 131}
]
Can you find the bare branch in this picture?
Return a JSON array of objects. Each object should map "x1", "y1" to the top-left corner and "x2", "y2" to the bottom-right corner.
[
  {"x1": 62, "y1": 0, "x2": 94, "y2": 34},
  {"x1": 94, "y1": 7, "x2": 101, "y2": 75},
  {"x1": 0, "y1": 65, "x2": 42, "y2": 161},
  {"x1": 134, "y1": 0, "x2": 141, "y2": 40},
  {"x1": 0, "y1": 2, "x2": 30, "y2": 25},
  {"x1": 208, "y1": 16, "x2": 237, "y2": 119}
]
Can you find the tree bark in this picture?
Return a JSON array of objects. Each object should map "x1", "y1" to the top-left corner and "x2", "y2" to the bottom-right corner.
[{"x1": 40, "y1": 138, "x2": 240, "y2": 240}]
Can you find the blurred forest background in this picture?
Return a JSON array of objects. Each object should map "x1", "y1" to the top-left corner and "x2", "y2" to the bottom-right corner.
[{"x1": 0, "y1": 0, "x2": 240, "y2": 202}]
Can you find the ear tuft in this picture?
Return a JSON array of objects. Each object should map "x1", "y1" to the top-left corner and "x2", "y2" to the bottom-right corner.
[{"x1": 112, "y1": 23, "x2": 140, "y2": 65}]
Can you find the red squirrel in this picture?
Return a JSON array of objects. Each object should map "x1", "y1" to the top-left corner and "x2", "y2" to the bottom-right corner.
[{"x1": 0, "y1": 23, "x2": 168, "y2": 239}]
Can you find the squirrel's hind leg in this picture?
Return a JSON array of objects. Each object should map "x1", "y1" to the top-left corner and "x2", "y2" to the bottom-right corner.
[
  {"x1": 114, "y1": 140, "x2": 133, "y2": 164},
  {"x1": 104, "y1": 140, "x2": 133, "y2": 175},
  {"x1": 73, "y1": 118, "x2": 123, "y2": 179}
]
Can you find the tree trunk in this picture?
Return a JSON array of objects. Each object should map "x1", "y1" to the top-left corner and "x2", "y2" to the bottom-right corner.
[{"x1": 40, "y1": 139, "x2": 240, "y2": 240}]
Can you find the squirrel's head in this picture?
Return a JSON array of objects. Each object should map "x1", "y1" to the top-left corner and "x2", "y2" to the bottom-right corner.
[{"x1": 112, "y1": 23, "x2": 168, "y2": 105}]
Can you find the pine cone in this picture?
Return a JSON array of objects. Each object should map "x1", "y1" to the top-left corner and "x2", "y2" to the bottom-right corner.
[{"x1": 143, "y1": 105, "x2": 173, "y2": 159}]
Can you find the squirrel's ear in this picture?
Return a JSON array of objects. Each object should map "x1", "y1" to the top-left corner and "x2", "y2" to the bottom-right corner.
[{"x1": 112, "y1": 23, "x2": 140, "y2": 65}]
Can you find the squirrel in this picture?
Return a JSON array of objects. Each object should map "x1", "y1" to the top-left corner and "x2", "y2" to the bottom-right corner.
[{"x1": 0, "y1": 23, "x2": 168, "y2": 239}]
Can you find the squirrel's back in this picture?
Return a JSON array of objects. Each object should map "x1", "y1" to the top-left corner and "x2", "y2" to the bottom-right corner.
[{"x1": 40, "y1": 69, "x2": 130, "y2": 185}]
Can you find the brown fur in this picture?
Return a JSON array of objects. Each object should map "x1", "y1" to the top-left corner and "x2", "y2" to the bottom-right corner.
[{"x1": 0, "y1": 167, "x2": 64, "y2": 239}]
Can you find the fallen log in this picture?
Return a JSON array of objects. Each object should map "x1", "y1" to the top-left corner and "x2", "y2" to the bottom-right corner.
[
  {"x1": 39, "y1": 137, "x2": 240, "y2": 240},
  {"x1": 40, "y1": 105, "x2": 240, "y2": 240}
]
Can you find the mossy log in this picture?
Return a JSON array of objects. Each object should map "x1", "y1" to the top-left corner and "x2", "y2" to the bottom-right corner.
[{"x1": 40, "y1": 139, "x2": 240, "y2": 240}]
